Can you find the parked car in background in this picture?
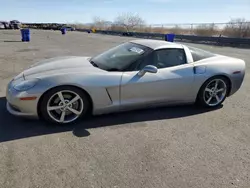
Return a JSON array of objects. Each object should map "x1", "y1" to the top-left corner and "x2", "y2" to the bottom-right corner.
[
  {"x1": 9, "y1": 20, "x2": 21, "y2": 29},
  {"x1": 0, "y1": 21, "x2": 10, "y2": 29},
  {"x1": 0, "y1": 23, "x2": 5, "y2": 29},
  {"x1": 63, "y1": 26, "x2": 75, "y2": 31},
  {"x1": 10, "y1": 20, "x2": 21, "y2": 24}
]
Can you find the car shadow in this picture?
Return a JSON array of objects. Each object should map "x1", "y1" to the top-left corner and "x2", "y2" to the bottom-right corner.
[
  {"x1": 0, "y1": 97, "x2": 222, "y2": 143},
  {"x1": 3, "y1": 40, "x2": 22, "y2": 43}
]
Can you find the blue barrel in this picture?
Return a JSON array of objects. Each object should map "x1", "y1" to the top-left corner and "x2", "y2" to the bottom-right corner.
[
  {"x1": 21, "y1": 29, "x2": 25, "y2": 41},
  {"x1": 61, "y1": 28, "x2": 66, "y2": 35},
  {"x1": 21, "y1": 29, "x2": 30, "y2": 42},
  {"x1": 25, "y1": 29, "x2": 30, "y2": 41},
  {"x1": 165, "y1": 33, "x2": 175, "y2": 42}
]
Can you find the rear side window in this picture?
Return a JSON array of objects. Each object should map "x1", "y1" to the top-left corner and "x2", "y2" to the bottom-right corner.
[{"x1": 188, "y1": 46, "x2": 215, "y2": 62}]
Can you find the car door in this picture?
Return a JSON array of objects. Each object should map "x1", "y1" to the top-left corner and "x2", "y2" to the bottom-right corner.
[{"x1": 120, "y1": 48, "x2": 195, "y2": 108}]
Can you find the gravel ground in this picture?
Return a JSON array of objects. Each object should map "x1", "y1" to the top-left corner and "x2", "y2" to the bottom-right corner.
[{"x1": 0, "y1": 30, "x2": 250, "y2": 188}]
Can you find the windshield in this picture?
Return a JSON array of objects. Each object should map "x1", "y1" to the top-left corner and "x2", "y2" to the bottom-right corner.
[{"x1": 90, "y1": 42, "x2": 152, "y2": 71}]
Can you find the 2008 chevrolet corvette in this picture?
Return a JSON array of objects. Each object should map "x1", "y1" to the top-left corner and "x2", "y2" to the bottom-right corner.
[{"x1": 6, "y1": 39, "x2": 245, "y2": 124}]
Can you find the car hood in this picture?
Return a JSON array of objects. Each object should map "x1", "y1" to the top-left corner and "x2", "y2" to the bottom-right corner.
[{"x1": 18, "y1": 56, "x2": 105, "y2": 79}]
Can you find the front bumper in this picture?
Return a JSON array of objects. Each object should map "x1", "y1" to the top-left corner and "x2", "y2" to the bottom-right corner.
[
  {"x1": 6, "y1": 79, "x2": 39, "y2": 118},
  {"x1": 6, "y1": 102, "x2": 37, "y2": 118}
]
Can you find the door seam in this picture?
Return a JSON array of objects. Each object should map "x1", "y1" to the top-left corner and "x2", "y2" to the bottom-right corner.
[{"x1": 119, "y1": 72, "x2": 124, "y2": 105}]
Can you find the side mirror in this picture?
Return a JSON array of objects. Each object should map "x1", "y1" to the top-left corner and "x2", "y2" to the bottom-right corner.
[{"x1": 138, "y1": 65, "x2": 158, "y2": 76}]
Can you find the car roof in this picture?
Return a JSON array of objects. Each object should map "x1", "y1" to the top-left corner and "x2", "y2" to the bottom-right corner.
[{"x1": 131, "y1": 39, "x2": 184, "y2": 50}]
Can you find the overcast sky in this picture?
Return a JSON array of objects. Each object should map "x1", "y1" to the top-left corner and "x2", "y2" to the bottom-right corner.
[{"x1": 1, "y1": 0, "x2": 250, "y2": 24}]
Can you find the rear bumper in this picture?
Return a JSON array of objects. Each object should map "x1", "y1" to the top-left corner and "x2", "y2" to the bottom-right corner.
[{"x1": 228, "y1": 71, "x2": 245, "y2": 96}]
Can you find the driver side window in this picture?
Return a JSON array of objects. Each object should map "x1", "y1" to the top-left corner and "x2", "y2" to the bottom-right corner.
[
  {"x1": 153, "y1": 49, "x2": 187, "y2": 69},
  {"x1": 129, "y1": 48, "x2": 187, "y2": 71}
]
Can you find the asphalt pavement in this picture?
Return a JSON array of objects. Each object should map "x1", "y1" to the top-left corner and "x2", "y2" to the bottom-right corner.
[{"x1": 0, "y1": 30, "x2": 250, "y2": 188}]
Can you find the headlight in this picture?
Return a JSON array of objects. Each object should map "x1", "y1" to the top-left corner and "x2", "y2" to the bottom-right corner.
[{"x1": 13, "y1": 79, "x2": 39, "y2": 91}]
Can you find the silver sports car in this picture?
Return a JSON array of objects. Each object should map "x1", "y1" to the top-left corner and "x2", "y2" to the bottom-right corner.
[{"x1": 6, "y1": 39, "x2": 245, "y2": 124}]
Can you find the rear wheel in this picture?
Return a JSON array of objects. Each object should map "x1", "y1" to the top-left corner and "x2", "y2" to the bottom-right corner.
[
  {"x1": 40, "y1": 86, "x2": 90, "y2": 124},
  {"x1": 197, "y1": 76, "x2": 229, "y2": 107}
]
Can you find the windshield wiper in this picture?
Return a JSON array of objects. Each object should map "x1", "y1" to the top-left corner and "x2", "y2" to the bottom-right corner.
[
  {"x1": 90, "y1": 60, "x2": 99, "y2": 68},
  {"x1": 107, "y1": 68, "x2": 120, "y2": 71}
]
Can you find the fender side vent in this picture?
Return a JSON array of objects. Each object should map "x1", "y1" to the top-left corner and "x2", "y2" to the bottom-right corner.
[{"x1": 106, "y1": 88, "x2": 113, "y2": 103}]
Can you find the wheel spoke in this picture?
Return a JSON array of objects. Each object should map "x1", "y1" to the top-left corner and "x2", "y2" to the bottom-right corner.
[
  {"x1": 67, "y1": 107, "x2": 81, "y2": 115},
  {"x1": 206, "y1": 96, "x2": 213, "y2": 104},
  {"x1": 215, "y1": 95, "x2": 220, "y2": 103},
  {"x1": 216, "y1": 88, "x2": 224, "y2": 93},
  {"x1": 57, "y1": 92, "x2": 65, "y2": 105},
  {"x1": 60, "y1": 111, "x2": 66, "y2": 122},
  {"x1": 214, "y1": 80, "x2": 218, "y2": 90},
  {"x1": 205, "y1": 88, "x2": 212, "y2": 92},
  {"x1": 48, "y1": 106, "x2": 62, "y2": 111},
  {"x1": 68, "y1": 95, "x2": 80, "y2": 105}
]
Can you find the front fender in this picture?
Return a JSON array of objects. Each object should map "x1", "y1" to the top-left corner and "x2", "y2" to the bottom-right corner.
[{"x1": 34, "y1": 72, "x2": 122, "y2": 113}]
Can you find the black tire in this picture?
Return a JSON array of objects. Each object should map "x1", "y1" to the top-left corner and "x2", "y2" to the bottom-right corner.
[
  {"x1": 39, "y1": 86, "x2": 90, "y2": 125},
  {"x1": 196, "y1": 76, "x2": 229, "y2": 108}
]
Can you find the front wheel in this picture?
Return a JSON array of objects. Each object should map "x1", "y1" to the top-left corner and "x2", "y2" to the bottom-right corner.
[
  {"x1": 40, "y1": 86, "x2": 90, "y2": 124},
  {"x1": 196, "y1": 76, "x2": 229, "y2": 108}
]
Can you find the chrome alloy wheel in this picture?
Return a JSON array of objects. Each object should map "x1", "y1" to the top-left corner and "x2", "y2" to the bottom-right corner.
[
  {"x1": 203, "y1": 79, "x2": 227, "y2": 107},
  {"x1": 46, "y1": 90, "x2": 84, "y2": 123}
]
